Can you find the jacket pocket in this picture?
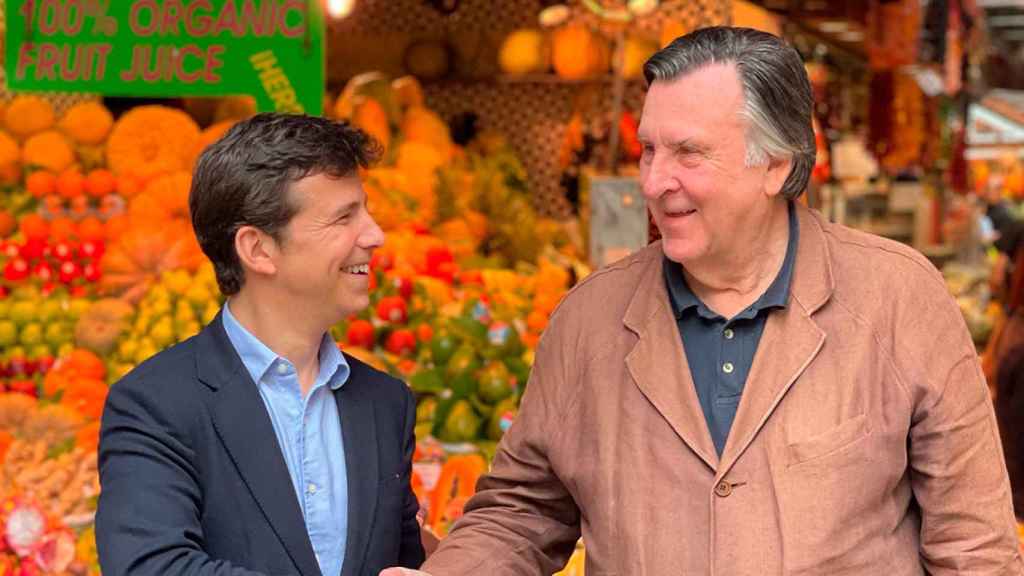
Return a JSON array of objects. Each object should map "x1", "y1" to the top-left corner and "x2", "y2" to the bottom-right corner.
[{"x1": 786, "y1": 413, "x2": 870, "y2": 467}]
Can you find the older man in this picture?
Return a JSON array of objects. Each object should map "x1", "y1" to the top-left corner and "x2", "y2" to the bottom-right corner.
[{"x1": 384, "y1": 27, "x2": 1023, "y2": 575}]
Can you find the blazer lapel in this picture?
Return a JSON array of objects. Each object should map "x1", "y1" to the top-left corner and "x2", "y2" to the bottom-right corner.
[
  {"x1": 624, "y1": 254, "x2": 719, "y2": 471},
  {"x1": 199, "y1": 316, "x2": 322, "y2": 576},
  {"x1": 335, "y1": 365, "x2": 378, "y2": 576},
  {"x1": 717, "y1": 206, "x2": 835, "y2": 477}
]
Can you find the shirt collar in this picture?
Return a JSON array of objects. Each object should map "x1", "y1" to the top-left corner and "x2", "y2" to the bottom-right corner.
[
  {"x1": 663, "y1": 200, "x2": 800, "y2": 321},
  {"x1": 222, "y1": 302, "x2": 350, "y2": 390}
]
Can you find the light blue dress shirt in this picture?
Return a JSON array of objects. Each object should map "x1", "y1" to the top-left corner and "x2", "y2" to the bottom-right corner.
[{"x1": 222, "y1": 303, "x2": 350, "y2": 576}]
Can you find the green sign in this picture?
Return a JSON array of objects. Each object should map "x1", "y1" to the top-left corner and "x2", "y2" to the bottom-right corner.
[{"x1": 5, "y1": 0, "x2": 325, "y2": 115}]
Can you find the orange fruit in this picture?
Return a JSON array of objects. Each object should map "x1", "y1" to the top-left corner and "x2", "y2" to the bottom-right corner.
[
  {"x1": 49, "y1": 216, "x2": 78, "y2": 241},
  {"x1": 69, "y1": 195, "x2": 90, "y2": 216},
  {"x1": 77, "y1": 216, "x2": 105, "y2": 242},
  {"x1": 66, "y1": 349, "x2": 106, "y2": 379},
  {"x1": 19, "y1": 213, "x2": 49, "y2": 241},
  {"x1": 115, "y1": 173, "x2": 141, "y2": 198},
  {"x1": 42, "y1": 194, "x2": 64, "y2": 214},
  {"x1": 26, "y1": 171, "x2": 56, "y2": 198},
  {"x1": 103, "y1": 214, "x2": 128, "y2": 240},
  {"x1": 0, "y1": 210, "x2": 14, "y2": 237},
  {"x1": 56, "y1": 169, "x2": 85, "y2": 199},
  {"x1": 85, "y1": 169, "x2": 115, "y2": 198}
]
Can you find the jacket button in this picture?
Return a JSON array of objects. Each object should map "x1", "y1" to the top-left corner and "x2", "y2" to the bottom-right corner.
[{"x1": 714, "y1": 481, "x2": 733, "y2": 498}]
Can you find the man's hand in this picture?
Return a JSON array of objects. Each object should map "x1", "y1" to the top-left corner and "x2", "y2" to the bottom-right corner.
[{"x1": 379, "y1": 569, "x2": 431, "y2": 575}]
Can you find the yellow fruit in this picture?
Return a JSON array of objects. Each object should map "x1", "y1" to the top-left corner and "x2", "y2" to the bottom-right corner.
[
  {"x1": 4, "y1": 95, "x2": 55, "y2": 139},
  {"x1": 401, "y1": 107, "x2": 452, "y2": 158},
  {"x1": 22, "y1": 131, "x2": 75, "y2": 172},
  {"x1": 499, "y1": 29, "x2": 550, "y2": 75},
  {"x1": 59, "y1": 101, "x2": 114, "y2": 145},
  {"x1": 622, "y1": 35, "x2": 658, "y2": 79},
  {"x1": 117, "y1": 339, "x2": 138, "y2": 361},
  {"x1": 392, "y1": 76, "x2": 425, "y2": 110},
  {"x1": 353, "y1": 97, "x2": 391, "y2": 152},
  {"x1": 552, "y1": 25, "x2": 608, "y2": 80}
]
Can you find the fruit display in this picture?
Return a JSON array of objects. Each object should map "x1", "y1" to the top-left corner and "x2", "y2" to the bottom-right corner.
[
  {"x1": 0, "y1": 70, "x2": 588, "y2": 570},
  {"x1": 0, "y1": 287, "x2": 90, "y2": 394}
]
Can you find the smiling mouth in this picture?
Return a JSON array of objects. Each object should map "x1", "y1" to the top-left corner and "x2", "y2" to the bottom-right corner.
[
  {"x1": 341, "y1": 264, "x2": 370, "y2": 275},
  {"x1": 665, "y1": 208, "x2": 697, "y2": 217}
]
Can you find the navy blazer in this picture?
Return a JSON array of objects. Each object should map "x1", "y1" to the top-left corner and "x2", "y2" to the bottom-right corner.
[{"x1": 96, "y1": 313, "x2": 425, "y2": 576}]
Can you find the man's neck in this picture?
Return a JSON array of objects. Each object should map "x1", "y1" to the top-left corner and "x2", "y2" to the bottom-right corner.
[
  {"x1": 227, "y1": 292, "x2": 324, "y2": 396},
  {"x1": 682, "y1": 201, "x2": 791, "y2": 319}
]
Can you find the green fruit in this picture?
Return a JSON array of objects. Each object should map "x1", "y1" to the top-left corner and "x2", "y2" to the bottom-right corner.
[
  {"x1": 410, "y1": 369, "x2": 445, "y2": 394},
  {"x1": 477, "y1": 361, "x2": 514, "y2": 404},
  {"x1": 469, "y1": 394, "x2": 494, "y2": 419},
  {"x1": 19, "y1": 323, "x2": 43, "y2": 346},
  {"x1": 44, "y1": 322, "x2": 69, "y2": 348},
  {"x1": 9, "y1": 302, "x2": 36, "y2": 327},
  {"x1": 28, "y1": 344, "x2": 52, "y2": 360},
  {"x1": 5, "y1": 346, "x2": 26, "y2": 361},
  {"x1": 416, "y1": 396, "x2": 437, "y2": 423},
  {"x1": 504, "y1": 357, "x2": 531, "y2": 388},
  {"x1": 56, "y1": 342, "x2": 74, "y2": 357},
  {"x1": 0, "y1": 321, "x2": 16, "y2": 348},
  {"x1": 430, "y1": 332, "x2": 457, "y2": 366},
  {"x1": 0, "y1": 300, "x2": 11, "y2": 319},
  {"x1": 414, "y1": 422, "x2": 433, "y2": 441},
  {"x1": 38, "y1": 300, "x2": 62, "y2": 323},
  {"x1": 440, "y1": 400, "x2": 481, "y2": 443},
  {"x1": 488, "y1": 397, "x2": 518, "y2": 440},
  {"x1": 446, "y1": 345, "x2": 481, "y2": 397}
]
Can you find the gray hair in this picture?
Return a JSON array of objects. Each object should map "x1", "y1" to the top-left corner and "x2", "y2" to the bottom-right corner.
[{"x1": 643, "y1": 26, "x2": 816, "y2": 200}]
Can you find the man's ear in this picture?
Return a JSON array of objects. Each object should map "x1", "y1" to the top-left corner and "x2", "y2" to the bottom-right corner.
[
  {"x1": 234, "y1": 225, "x2": 278, "y2": 279},
  {"x1": 764, "y1": 155, "x2": 793, "y2": 198}
]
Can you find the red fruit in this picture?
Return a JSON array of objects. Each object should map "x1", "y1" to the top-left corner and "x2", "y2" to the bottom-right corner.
[
  {"x1": 376, "y1": 296, "x2": 408, "y2": 324},
  {"x1": 2, "y1": 243, "x2": 18, "y2": 258},
  {"x1": 8, "y1": 356, "x2": 26, "y2": 376},
  {"x1": 389, "y1": 275, "x2": 414, "y2": 300},
  {"x1": 0, "y1": 362, "x2": 9, "y2": 378},
  {"x1": 69, "y1": 284, "x2": 88, "y2": 297},
  {"x1": 40, "y1": 282, "x2": 56, "y2": 297},
  {"x1": 18, "y1": 239, "x2": 46, "y2": 262},
  {"x1": 51, "y1": 241, "x2": 76, "y2": 261},
  {"x1": 79, "y1": 240, "x2": 105, "y2": 259},
  {"x1": 22, "y1": 360, "x2": 38, "y2": 376},
  {"x1": 458, "y1": 270, "x2": 484, "y2": 286},
  {"x1": 425, "y1": 246, "x2": 454, "y2": 273},
  {"x1": 385, "y1": 329, "x2": 417, "y2": 356},
  {"x1": 8, "y1": 380, "x2": 36, "y2": 397},
  {"x1": 416, "y1": 323, "x2": 434, "y2": 343},
  {"x1": 36, "y1": 356, "x2": 55, "y2": 374},
  {"x1": 3, "y1": 259, "x2": 29, "y2": 282},
  {"x1": 58, "y1": 260, "x2": 80, "y2": 284},
  {"x1": 32, "y1": 262, "x2": 53, "y2": 282},
  {"x1": 345, "y1": 319, "x2": 375, "y2": 348},
  {"x1": 82, "y1": 262, "x2": 102, "y2": 283},
  {"x1": 0, "y1": 286, "x2": 8, "y2": 299}
]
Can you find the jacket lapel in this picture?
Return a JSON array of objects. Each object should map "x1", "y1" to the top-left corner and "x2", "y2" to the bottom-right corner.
[
  {"x1": 717, "y1": 206, "x2": 835, "y2": 477},
  {"x1": 198, "y1": 315, "x2": 322, "y2": 576},
  {"x1": 624, "y1": 254, "x2": 719, "y2": 471},
  {"x1": 336, "y1": 362, "x2": 378, "y2": 576}
]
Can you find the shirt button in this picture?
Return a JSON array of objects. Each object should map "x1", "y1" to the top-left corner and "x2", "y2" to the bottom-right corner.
[
  {"x1": 724, "y1": 328, "x2": 735, "y2": 340},
  {"x1": 714, "y1": 481, "x2": 733, "y2": 498},
  {"x1": 722, "y1": 362, "x2": 734, "y2": 374},
  {"x1": 307, "y1": 483, "x2": 317, "y2": 494},
  {"x1": 277, "y1": 363, "x2": 289, "y2": 375}
]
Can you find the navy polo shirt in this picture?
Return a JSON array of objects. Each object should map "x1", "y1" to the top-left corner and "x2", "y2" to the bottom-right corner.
[{"x1": 663, "y1": 203, "x2": 799, "y2": 456}]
